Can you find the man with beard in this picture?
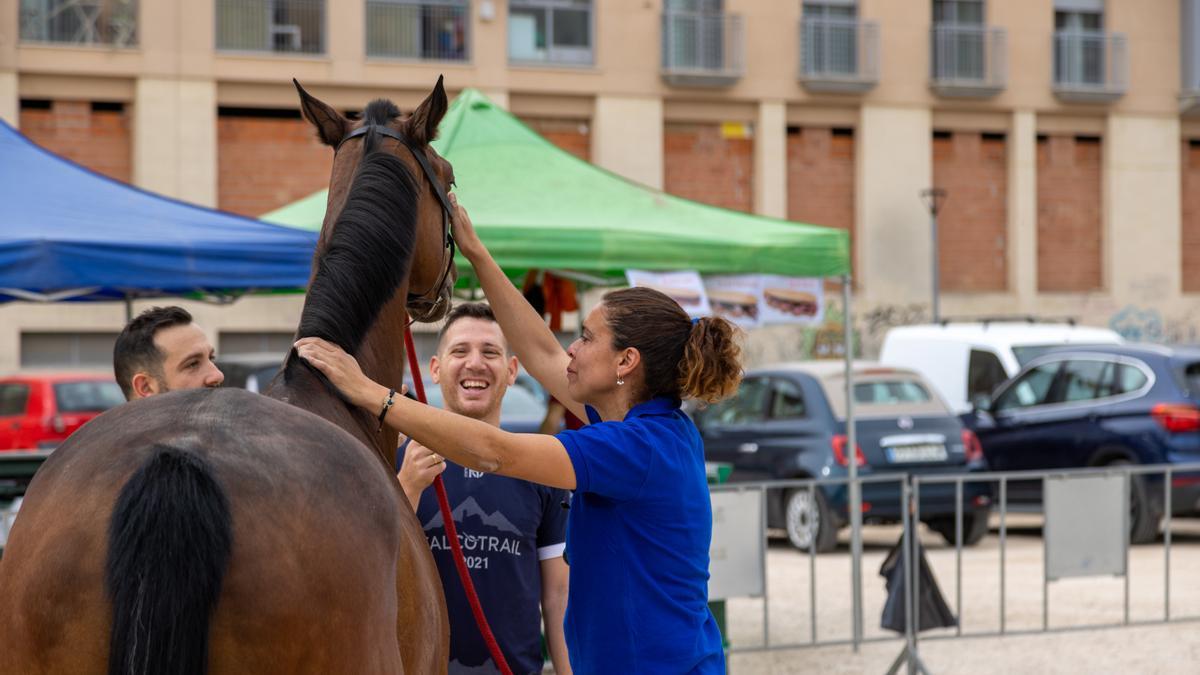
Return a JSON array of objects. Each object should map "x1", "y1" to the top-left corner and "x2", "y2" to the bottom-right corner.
[
  {"x1": 113, "y1": 305, "x2": 224, "y2": 400},
  {"x1": 399, "y1": 303, "x2": 571, "y2": 675}
]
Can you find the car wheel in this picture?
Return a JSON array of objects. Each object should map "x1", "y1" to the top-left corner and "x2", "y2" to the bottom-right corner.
[
  {"x1": 1110, "y1": 459, "x2": 1159, "y2": 545},
  {"x1": 784, "y1": 486, "x2": 838, "y2": 553},
  {"x1": 928, "y1": 509, "x2": 989, "y2": 547}
]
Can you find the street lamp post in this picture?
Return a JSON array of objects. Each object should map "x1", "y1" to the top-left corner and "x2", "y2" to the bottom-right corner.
[{"x1": 919, "y1": 188, "x2": 948, "y2": 324}]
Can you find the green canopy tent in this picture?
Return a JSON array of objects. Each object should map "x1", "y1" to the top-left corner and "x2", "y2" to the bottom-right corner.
[
  {"x1": 263, "y1": 88, "x2": 849, "y2": 280},
  {"x1": 265, "y1": 89, "x2": 867, "y2": 641}
]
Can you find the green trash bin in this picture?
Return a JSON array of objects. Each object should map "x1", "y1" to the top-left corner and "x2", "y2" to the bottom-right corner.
[{"x1": 706, "y1": 462, "x2": 733, "y2": 659}]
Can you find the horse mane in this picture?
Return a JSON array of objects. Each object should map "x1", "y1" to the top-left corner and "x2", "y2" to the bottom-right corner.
[
  {"x1": 291, "y1": 118, "x2": 420, "y2": 364},
  {"x1": 363, "y1": 98, "x2": 401, "y2": 127}
]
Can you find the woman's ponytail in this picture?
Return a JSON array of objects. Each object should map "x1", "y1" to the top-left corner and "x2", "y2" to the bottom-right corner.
[
  {"x1": 604, "y1": 287, "x2": 744, "y2": 404},
  {"x1": 678, "y1": 316, "x2": 743, "y2": 404}
]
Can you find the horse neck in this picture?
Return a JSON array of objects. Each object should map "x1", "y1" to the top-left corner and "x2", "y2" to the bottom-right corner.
[
  {"x1": 269, "y1": 290, "x2": 411, "y2": 472},
  {"x1": 352, "y1": 292, "x2": 414, "y2": 458}
]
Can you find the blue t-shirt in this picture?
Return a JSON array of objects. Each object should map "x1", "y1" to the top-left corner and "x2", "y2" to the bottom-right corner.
[
  {"x1": 554, "y1": 398, "x2": 725, "y2": 674},
  {"x1": 400, "y1": 444, "x2": 570, "y2": 675}
]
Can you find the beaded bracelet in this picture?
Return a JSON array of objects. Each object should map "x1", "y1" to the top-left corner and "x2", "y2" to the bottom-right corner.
[{"x1": 377, "y1": 387, "x2": 396, "y2": 432}]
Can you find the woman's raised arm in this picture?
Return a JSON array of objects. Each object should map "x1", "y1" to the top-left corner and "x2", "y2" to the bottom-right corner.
[{"x1": 450, "y1": 194, "x2": 586, "y2": 421}]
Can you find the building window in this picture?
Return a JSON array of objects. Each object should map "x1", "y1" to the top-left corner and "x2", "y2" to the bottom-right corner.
[
  {"x1": 932, "y1": 0, "x2": 986, "y2": 81},
  {"x1": 1054, "y1": 1, "x2": 1105, "y2": 86},
  {"x1": 216, "y1": 0, "x2": 326, "y2": 55},
  {"x1": 366, "y1": 0, "x2": 469, "y2": 61},
  {"x1": 1185, "y1": 0, "x2": 1200, "y2": 95},
  {"x1": 799, "y1": 0, "x2": 879, "y2": 93},
  {"x1": 934, "y1": 0, "x2": 984, "y2": 24},
  {"x1": 508, "y1": 0, "x2": 593, "y2": 65},
  {"x1": 19, "y1": 0, "x2": 138, "y2": 47},
  {"x1": 802, "y1": 1, "x2": 858, "y2": 77},
  {"x1": 662, "y1": 0, "x2": 745, "y2": 82},
  {"x1": 20, "y1": 332, "x2": 119, "y2": 369}
]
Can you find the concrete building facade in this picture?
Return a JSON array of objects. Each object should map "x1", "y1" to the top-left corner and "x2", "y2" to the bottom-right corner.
[{"x1": 2, "y1": 0, "x2": 1200, "y2": 371}]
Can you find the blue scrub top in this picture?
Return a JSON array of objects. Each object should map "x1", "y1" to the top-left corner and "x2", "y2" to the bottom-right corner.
[{"x1": 555, "y1": 397, "x2": 725, "y2": 674}]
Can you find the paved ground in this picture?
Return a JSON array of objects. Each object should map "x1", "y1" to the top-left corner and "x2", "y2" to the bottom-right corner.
[{"x1": 726, "y1": 516, "x2": 1200, "y2": 674}]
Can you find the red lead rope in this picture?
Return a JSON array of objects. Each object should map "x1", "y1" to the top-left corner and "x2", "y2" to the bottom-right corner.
[{"x1": 403, "y1": 327, "x2": 514, "y2": 675}]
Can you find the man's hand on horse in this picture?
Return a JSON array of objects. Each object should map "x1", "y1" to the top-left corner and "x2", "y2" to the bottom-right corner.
[
  {"x1": 294, "y1": 337, "x2": 380, "y2": 409},
  {"x1": 397, "y1": 440, "x2": 446, "y2": 509}
]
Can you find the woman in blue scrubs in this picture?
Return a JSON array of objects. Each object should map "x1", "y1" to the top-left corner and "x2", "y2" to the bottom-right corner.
[{"x1": 296, "y1": 196, "x2": 744, "y2": 674}]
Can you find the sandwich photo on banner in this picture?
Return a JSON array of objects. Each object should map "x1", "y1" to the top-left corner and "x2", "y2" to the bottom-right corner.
[
  {"x1": 703, "y1": 275, "x2": 762, "y2": 328},
  {"x1": 625, "y1": 270, "x2": 712, "y2": 318},
  {"x1": 759, "y1": 275, "x2": 824, "y2": 325}
]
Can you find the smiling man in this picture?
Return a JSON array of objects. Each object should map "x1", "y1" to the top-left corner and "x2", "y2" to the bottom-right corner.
[
  {"x1": 398, "y1": 303, "x2": 571, "y2": 675},
  {"x1": 113, "y1": 306, "x2": 224, "y2": 400}
]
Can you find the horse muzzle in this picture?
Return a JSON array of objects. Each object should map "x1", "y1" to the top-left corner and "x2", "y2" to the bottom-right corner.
[{"x1": 407, "y1": 267, "x2": 457, "y2": 323}]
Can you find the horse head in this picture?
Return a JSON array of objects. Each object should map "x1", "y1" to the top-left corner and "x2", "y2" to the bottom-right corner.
[
  {"x1": 285, "y1": 78, "x2": 459, "y2": 456},
  {"x1": 295, "y1": 77, "x2": 458, "y2": 324}
]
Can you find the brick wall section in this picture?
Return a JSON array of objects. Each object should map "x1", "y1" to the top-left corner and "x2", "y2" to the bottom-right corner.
[
  {"x1": 216, "y1": 114, "x2": 333, "y2": 217},
  {"x1": 787, "y1": 127, "x2": 855, "y2": 271},
  {"x1": 1037, "y1": 134, "x2": 1103, "y2": 292},
  {"x1": 931, "y1": 131, "x2": 1008, "y2": 292},
  {"x1": 663, "y1": 122, "x2": 753, "y2": 212},
  {"x1": 521, "y1": 117, "x2": 591, "y2": 161},
  {"x1": 1183, "y1": 140, "x2": 1200, "y2": 293},
  {"x1": 20, "y1": 101, "x2": 132, "y2": 183}
]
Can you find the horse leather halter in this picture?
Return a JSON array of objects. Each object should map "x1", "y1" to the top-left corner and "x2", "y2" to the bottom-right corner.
[{"x1": 336, "y1": 123, "x2": 456, "y2": 315}]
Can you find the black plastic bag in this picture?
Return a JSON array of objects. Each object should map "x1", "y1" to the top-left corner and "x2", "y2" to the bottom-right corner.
[{"x1": 879, "y1": 535, "x2": 957, "y2": 633}]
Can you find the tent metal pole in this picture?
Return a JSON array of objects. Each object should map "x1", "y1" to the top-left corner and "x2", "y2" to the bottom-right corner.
[
  {"x1": 576, "y1": 282, "x2": 586, "y2": 338},
  {"x1": 124, "y1": 296, "x2": 133, "y2": 324},
  {"x1": 843, "y1": 274, "x2": 862, "y2": 651}
]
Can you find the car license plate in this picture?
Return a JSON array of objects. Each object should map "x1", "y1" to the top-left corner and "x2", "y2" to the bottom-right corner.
[{"x1": 886, "y1": 443, "x2": 948, "y2": 463}]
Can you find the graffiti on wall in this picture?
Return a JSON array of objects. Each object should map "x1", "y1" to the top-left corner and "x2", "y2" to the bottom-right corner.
[
  {"x1": 1108, "y1": 305, "x2": 1200, "y2": 344},
  {"x1": 864, "y1": 304, "x2": 929, "y2": 342},
  {"x1": 742, "y1": 301, "x2": 928, "y2": 363},
  {"x1": 743, "y1": 298, "x2": 1200, "y2": 367},
  {"x1": 741, "y1": 299, "x2": 861, "y2": 366},
  {"x1": 856, "y1": 303, "x2": 929, "y2": 357}
]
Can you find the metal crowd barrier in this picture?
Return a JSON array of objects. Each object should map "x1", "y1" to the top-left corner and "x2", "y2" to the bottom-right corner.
[
  {"x1": 709, "y1": 462, "x2": 1200, "y2": 674},
  {"x1": 709, "y1": 474, "x2": 908, "y2": 655},
  {"x1": 910, "y1": 462, "x2": 1200, "y2": 641}
]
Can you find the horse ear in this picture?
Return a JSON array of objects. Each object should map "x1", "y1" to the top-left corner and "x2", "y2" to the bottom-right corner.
[
  {"x1": 407, "y1": 75, "x2": 448, "y2": 146},
  {"x1": 293, "y1": 79, "x2": 349, "y2": 148}
]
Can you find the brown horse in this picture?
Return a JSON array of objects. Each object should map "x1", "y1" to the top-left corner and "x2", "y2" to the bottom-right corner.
[{"x1": 0, "y1": 78, "x2": 458, "y2": 674}]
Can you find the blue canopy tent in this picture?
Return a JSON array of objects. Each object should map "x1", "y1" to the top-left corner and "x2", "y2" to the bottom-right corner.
[{"x1": 0, "y1": 118, "x2": 317, "y2": 307}]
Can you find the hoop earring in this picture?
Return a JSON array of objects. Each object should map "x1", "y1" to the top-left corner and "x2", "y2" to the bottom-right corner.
[{"x1": 616, "y1": 371, "x2": 624, "y2": 386}]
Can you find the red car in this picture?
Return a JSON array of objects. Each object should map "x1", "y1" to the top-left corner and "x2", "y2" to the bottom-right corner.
[{"x1": 0, "y1": 373, "x2": 125, "y2": 451}]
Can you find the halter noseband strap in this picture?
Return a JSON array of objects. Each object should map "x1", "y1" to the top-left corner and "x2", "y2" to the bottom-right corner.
[{"x1": 337, "y1": 123, "x2": 456, "y2": 310}]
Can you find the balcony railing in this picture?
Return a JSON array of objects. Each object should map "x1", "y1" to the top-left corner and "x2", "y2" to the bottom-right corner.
[
  {"x1": 1185, "y1": 0, "x2": 1200, "y2": 114},
  {"x1": 217, "y1": 0, "x2": 325, "y2": 55},
  {"x1": 661, "y1": 11, "x2": 744, "y2": 87},
  {"x1": 930, "y1": 25, "x2": 1006, "y2": 97},
  {"x1": 19, "y1": 0, "x2": 137, "y2": 47},
  {"x1": 1052, "y1": 31, "x2": 1127, "y2": 103},
  {"x1": 366, "y1": 1, "x2": 469, "y2": 61},
  {"x1": 798, "y1": 17, "x2": 878, "y2": 94}
]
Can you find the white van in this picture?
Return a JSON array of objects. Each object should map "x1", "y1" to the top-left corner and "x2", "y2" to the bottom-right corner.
[{"x1": 879, "y1": 321, "x2": 1124, "y2": 414}]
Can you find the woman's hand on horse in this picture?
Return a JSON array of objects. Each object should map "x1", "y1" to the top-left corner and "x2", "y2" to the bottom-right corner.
[
  {"x1": 448, "y1": 193, "x2": 484, "y2": 259},
  {"x1": 294, "y1": 337, "x2": 381, "y2": 409}
]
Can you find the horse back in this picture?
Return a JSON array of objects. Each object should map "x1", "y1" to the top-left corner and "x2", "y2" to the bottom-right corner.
[{"x1": 0, "y1": 388, "x2": 416, "y2": 674}]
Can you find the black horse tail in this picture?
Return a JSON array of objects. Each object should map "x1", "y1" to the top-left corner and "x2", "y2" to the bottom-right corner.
[{"x1": 105, "y1": 448, "x2": 233, "y2": 675}]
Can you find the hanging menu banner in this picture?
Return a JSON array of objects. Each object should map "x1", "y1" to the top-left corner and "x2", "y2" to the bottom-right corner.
[
  {"x1": 625, "y1": 271, "x2": 824, "y2": 326},
  {"x1": 759, "y1": 275, "x2": 824, "y2": 325},
  {"x1": 625, "y1": 270, "x2": 712, "y2": 318},
  {"x1": 703, "y1": 274, "x2": 762, "y2": 328}
]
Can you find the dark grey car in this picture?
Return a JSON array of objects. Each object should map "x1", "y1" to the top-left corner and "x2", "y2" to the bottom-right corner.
[{"x1": 693, "y1": 362, "x2": 990, "y2": 552}]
